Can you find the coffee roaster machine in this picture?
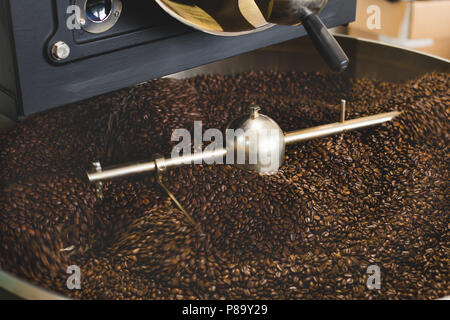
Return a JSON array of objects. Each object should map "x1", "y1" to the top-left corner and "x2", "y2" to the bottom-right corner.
[
  {"x1": 0, "y1": 0, "x2": 357, "y2": 120},
  {"x1": 0, "y1": 1, "x2": 449, "y2": 299}
]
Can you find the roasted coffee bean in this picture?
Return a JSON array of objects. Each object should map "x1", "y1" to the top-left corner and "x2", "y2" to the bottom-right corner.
[{"x1": 0, "y1": 72, "x2": 448, "y2": 300}]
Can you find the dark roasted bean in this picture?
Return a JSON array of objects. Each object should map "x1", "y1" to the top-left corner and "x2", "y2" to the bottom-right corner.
[{"x1": 0, "y1": 72, "x2": 448, "y2": 300}]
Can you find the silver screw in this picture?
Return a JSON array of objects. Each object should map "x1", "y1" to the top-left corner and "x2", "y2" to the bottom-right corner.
[{"x1": 51, "y1": 41, "x2": 71, "y2": 60}]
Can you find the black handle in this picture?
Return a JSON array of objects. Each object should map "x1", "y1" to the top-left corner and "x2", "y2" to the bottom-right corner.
[{"x1": 300, "y1": 10, "x2": 349, "y2": 72}]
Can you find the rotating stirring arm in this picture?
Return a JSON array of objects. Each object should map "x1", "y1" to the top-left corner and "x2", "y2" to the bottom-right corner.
[{"x1": 88, "y1": 101, "x2": 401, "y2": 182}]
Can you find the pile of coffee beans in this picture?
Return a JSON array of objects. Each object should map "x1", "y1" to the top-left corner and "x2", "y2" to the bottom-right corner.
[{"x1": 0, "y1": 71, "x2": 448, "y2": 299}]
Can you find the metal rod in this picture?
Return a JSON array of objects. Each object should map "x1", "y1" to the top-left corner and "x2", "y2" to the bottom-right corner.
[
  {"x1": 284, "y1": 111, "x2": 401, "y2": 145},
  {"x1": 87, "y1": 161, "x2": 156, "y2": 181},
  {"x1": 155, "y1": 163, "x2": 201, "y2": 232},
  {"x1": 157, "y1": 148, "x2": 227, "y2": 170},
  {"x1": 88, "y1": 111, "x2": 401, "y2": 182},
  {"x1": 340, "y1": 99, "x2": 346, "y2": 123},
  {"x1": 0, "y1": 270, "x2": 69, "y2": 300},
  {"x1": 87, "y1": 148, "x2": 227, "y2": 182},
  {"x1": 92, "y1": 161, "x2": 104, "y2": 200}
]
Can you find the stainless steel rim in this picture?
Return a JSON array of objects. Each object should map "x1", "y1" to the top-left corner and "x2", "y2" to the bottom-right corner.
[
  {"x1": 76, "y1": 0, "x2": 122, "y2": 34},
  {"x1": 336, "y1": 34, "x2": 450, "y2": 64},
  {"x1": 168, "y1": 35, "x2": 449, "y2": 82},
  {"x1": 0, "y1": 114, "x2": 17, "y2": 134}
]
